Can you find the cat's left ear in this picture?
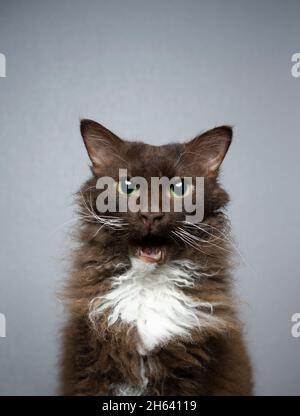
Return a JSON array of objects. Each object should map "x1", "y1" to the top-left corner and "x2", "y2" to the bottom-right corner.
[
  {"x1": 185, "y1": 126, "x2": 232, "y2": 175},
  {"x1": 80, "y1": 119, "x2": 125, "y2": 174}
]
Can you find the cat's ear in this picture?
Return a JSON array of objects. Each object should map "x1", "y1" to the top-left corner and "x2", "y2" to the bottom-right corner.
[
  {"x1": 185, "y1": 126, "x2": 232, "y2": 175},
  {"x1": 80, "y1": 119, "x2": 125, "y2": 174}
]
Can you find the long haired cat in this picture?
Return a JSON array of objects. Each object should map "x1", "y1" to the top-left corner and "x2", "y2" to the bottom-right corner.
[{"x1": 60, "y1": 119, "x2": 253, "y2": 396}]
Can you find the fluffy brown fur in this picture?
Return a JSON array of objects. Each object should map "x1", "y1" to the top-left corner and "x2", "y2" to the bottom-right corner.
[{"x1": 59, "y1": 120, "x2": 253, "y2": 396}]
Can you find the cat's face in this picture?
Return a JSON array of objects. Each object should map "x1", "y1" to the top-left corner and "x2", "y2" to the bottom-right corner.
[{"x1": 80, "y1": 120, "x2": 231, "y2": 264}]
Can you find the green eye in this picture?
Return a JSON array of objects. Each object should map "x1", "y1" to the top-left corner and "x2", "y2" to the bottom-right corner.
[
  {"x1": 169, "y1": 180, "x2": 193, "y2": 198},
  {"x1": 117, "y1": 178, "x2": 139, "y2": 196}
]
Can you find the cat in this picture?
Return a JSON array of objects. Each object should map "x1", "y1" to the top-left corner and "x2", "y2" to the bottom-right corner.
[{"x1": 60, "y1": 119, "x2": 253, "y2": 396}]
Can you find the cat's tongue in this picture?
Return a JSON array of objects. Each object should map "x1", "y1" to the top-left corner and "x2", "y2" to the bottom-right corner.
[{"x1": 137, "y1": 247, "x2": 163, "y2": 264}]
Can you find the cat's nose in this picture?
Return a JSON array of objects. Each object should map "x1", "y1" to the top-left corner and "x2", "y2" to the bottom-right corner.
[{"x1": 140, "y1": 212, "x2": 164, "y2": 227}]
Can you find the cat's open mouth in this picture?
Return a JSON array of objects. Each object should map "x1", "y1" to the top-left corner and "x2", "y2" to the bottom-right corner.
[
  {"x1": 137, "y1": 246, "x2": 166, "y2": 264},
  {"x1": 130, "y1": 234, "x2": 169, "y2": 264}
]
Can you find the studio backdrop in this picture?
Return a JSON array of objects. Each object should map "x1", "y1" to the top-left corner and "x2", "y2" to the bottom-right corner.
[{"x1": 0, "y1": 0, "x2": 300, "y2": 395}]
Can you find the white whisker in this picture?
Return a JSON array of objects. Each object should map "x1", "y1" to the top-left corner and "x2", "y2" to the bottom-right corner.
[{"x1": 79, "y1": 189, "x2": 128, "y2": 231}]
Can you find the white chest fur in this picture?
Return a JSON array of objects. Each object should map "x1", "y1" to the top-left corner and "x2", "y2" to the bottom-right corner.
[{"x1": 89, "y1": 258, "x2": 221, "y2": 353}]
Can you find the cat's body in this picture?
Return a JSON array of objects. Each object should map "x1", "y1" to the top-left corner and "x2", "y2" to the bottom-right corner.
[{"x1": 60, "y1": 120, "x2": 253, "y2": 396}]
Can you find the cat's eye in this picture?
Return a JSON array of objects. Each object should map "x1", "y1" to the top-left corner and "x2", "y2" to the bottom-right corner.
[
  {"x1": 169, "y1": 179, "x2": 193, "y2": 198},
  {"x1": 117, "y1": 178, "x2": 139, "y2": 196}
]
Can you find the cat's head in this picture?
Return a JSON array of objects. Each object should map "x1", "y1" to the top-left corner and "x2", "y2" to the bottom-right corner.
[{"x1": 79, "y1": 119, "x2": 232, "y2": 264}]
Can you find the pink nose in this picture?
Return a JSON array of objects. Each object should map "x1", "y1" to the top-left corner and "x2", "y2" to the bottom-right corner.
[{"x1": 140, "y1": 212, "x2": 164, "y2": 227}]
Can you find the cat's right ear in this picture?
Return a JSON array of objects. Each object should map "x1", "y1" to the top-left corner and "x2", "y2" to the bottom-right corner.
[{"x1": 80, "y1": 119, "x2": 125, "y2": 175}]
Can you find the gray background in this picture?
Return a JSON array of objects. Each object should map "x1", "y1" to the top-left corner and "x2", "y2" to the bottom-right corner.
[{"x1": 0, "y1": 0, "x2": 299, "y2": 395}]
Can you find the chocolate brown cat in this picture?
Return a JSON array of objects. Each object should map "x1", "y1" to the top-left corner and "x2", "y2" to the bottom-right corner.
[{"x1": 60, "y1": 119, "x2": 253, "y2": 396}]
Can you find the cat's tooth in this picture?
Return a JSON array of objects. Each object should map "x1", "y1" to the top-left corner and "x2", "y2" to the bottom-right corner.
[{"x1": 153, "y1": 250, "x2": 162, "y2": 260}]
